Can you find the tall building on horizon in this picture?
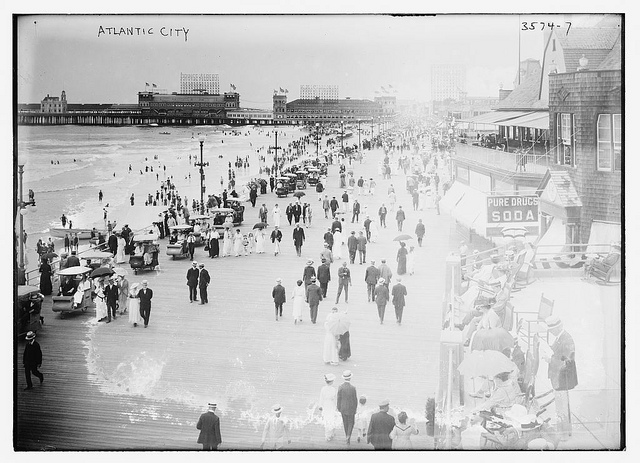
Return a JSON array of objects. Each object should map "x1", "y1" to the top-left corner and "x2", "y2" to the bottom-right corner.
[
  {"x1": 300, "y1": 85, "x2": 339, "y2": 101},
  {"x1": 430, "y1": 65, "x2": 466, "y2": 102},
  {"x1": 180, "y1": 73, "x2": 220, "y2": 95}
]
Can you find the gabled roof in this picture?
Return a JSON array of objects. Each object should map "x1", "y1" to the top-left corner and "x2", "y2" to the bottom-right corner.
[
  {"x1": 557, "y1": 27, "x2": 621, "y2": 72},
  {"x1": 538, "y1": 169, "x2": 582, "y2": 208},
  {"x1": 496, "y1": 61, "x2": 547, "y2": 110},
  {"x1": 597, "y1": 35, "x2": 622, "y2": 71}
]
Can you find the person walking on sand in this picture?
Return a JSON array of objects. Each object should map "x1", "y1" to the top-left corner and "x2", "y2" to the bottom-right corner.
[
  {"x1": 261, "y1": 405, "x2": 291, "y2": 450},
  {"x1": 22, "y1": 331, "x2": 44, "y2": 390},
  {"x1": 337, "y1": 370, "x2": 358, "y2": 445},
  {"x1": 137, "y1": 280, "x2": 153, "y2": 328},
  {"x1": 272, "y1": 278, "x2": 286, "y2": 321},
  {"x1": 196, "y1": 402, "x2": 222, "y2": 450}
]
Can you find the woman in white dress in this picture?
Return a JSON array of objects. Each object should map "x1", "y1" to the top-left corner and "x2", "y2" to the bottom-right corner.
[
  {"x1": 128, "y1": 283, "x2": 142, "y2": 327},
  {"x1": 388, "y1": 191, "x2": 397, "y2": 211},
  {"x1": 369, "y1": 220, "x2": 379, "y2": 243},
  {"x1": 247, "y1": 232, "x2": 255, "y2": 254},
  {"x1": 291, "y1": 279, "x2": 306, "y2": 324},
  {"x1": 322, "y1": 307, "x2": 340, "y2": 365},
  {"x1": 272, "y1": 204, "x2": 281, "y2": 227},
  {"x1": 315, "y1": 374, "x2": 339, "y2": 441},
  {"x1": 332, "y1": 229, "x2": 343, "y2": 260},
  {"x1": 255, "y1": 228, "x2": 266, "y2": 254},
  {"x1": 94, "y1": 278, "x2": 107, "y2": 322},
  {"x1": 115, "y1": 235, "x2": 126, "y2": 263},
  {"x1": 233, "y1": 229, "x2": 243, "y2": 256},
  {"x1": 407, "y1": 246, "x2": 416, "y2": 275},
  {"x1": 389, "y1": 411, "x2": 419, "y2": 449},
  {"x1": 223, "y1": 228, "x2": 234, "y2": 257}
]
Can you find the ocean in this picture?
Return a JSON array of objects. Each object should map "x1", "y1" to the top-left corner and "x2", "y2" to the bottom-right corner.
[{"x1": 17, "y1": 124, "x2": 309, "y2": 237}]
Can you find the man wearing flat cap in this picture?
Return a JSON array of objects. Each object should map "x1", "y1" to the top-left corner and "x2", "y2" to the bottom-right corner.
[
  {"x1": 337, "y1": 370, "x2": 358, "y2": 444},
  {"x1": 367, "y1": 399, "x2": 395, "y2": 449},
  {"x1": 543, "y1": 315, "x2": 577, "y2": 441},
  {"x1": 196, "y1": 402, "x2": 222, "y2": 450}
]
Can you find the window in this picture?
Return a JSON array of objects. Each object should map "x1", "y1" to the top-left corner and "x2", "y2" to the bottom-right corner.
[
  {"x1": 597, "y1": 113, "x2": 622, "y2": 171},
  {"x1": 556, "y1": 113, "x2": 575, "y2": 167}
]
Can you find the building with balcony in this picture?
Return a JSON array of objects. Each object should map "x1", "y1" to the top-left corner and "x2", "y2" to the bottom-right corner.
[
  {"x1": 137, "y1": 91, "x2": 239, "y2": 117},
  {"x1": 272, "y1": 93, "x2": 390, "y2": 124}
]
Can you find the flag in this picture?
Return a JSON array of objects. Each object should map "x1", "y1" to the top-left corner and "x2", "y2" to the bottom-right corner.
[
  {"x1": 274, "y1": 89, "x2": 278, "y2": 94},
  {"x1": 284, "y1": 89, "x2": 288, "y2": 93},
  {"x1": 145, "y1": 82, "x2": 149, "y2": 86},
  {"x1": 279, "y1": 87, "x2": 285, "y2": 93},
  {"x1": 231, "y1": 84, "x2": 236, "y2": 90},
  {"x1": 388, "y1": 84, "x2": 393, "y2": 88},
  {"x1": 152, "y1": 83, "x2": 157, "y2": 88}
]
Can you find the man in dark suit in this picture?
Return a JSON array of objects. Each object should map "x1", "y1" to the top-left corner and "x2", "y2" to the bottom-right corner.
[
  {"x1": 337, "y1": 370, "x2": 358, "y2": 445},
  {"x1": 108, "y1": 233, "x2": 118, "y2": 256},
  {"x1": 272, "y1": 278, "x2": 286, "y2": 321},
  {"x1": 104, "y1": 277, "x2": 119, "y2": 323},
  {"x1": 347, "y1": 231, "x2": 358, "y2": 264},
  {"x1": 391, "y1": 277, "x2": 408, "y2": 324},
  {"x1": 196, "y1": 402, "x2": 222, "y2": 450},
  {"x1": 305, "y1": 277, "x2": 323, "y2": 324},
  {"x1": 292, "y1": 223, "x2": 306, "y2": 257},
  {"x1": 137, "y1": 280, "x2": 153, "y2": 328},
  {"x1": 367, "y1": 399, "x2": 396, "y2": 449},
  {"x1": 198, "y1": 263, "x2": 211, "y2": 304},
  {"x1": 323, "y1": 228, "x2": 334, "y2": 250},
  {"x1": 331, "y1": 217, "x2": 342, "y2": 234},
  {"x1": 364, "y1": 260, "x2": 380, "y2": 303},
  {"x1": 23, "y1": 331, "x2": 43, "y2": 390},
  {"x1": 317, "y1": 258, "x2": 331, "y2": 298},
  {"x1": 292, "y1": 201, "x2": 302, "y2": 224},
  {"x1": 66, "y1": 250, "x2": 80, "y2": 268},
  {"x1": 186, "y1": 261, "x2": 200, "y2": 303},
  {"x1": 335, "y1": 262, "x2": 351, "y2": 304},
  {"x1": 302, "y1": 259, "x2": 316, "y2": 287}
]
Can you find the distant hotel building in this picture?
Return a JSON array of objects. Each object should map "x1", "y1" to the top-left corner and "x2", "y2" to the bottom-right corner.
[
  {"x1": 41, "y1": 91, "x2": 67, "y2": 113},
  {"x1": 138, "y1": 90, "x2": 239, "y2": 117},
  {"x1": 431, "y1": 65, "x2": 466, "y2": 102},
  {"x1": 300, "y1": 85, "x2": 339, "y2": 101},
  {"x1": 180, "y1": 73, "x2": 220, "y2": 95},
  {"x1": 273, "y1": 93, "x2": 393, "y2": 124}
]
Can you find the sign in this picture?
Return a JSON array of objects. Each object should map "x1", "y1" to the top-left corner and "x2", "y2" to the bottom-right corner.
[{"x1": 487, "y1": 195, "x2": 539, "y2": 224}]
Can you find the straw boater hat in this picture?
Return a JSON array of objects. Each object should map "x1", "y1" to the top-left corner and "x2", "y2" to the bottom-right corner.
[
  {"x1": 545, "y1": 315, "x2": 562, "y2": 330},
  {"x1": 324, "y1": 373, "x2": 336, "y2": 382},
  {"x1": 272, "y1": 404, "x2": 283, "y2": 413},
  {"x1": 311, "y1": 276, "x2": 317, "y2": 282},
  {"x1": 342, "y1": 370, "x2": 352, "y2": 380},
  {"x1": 276, "y1": 278, "x2": 282, "y2": 283},
  {"x1": 307, "y1": 259, "x2": 314, "y2": 265},
  {"x1": 208, "y1": 401, "x2": 217, "y2": 410},
  {"x1": 378, "y1": 278, "x2": 385, "y2": 284},
  {"x1": 25, "y1": 331, "x2": 36, "y2": 341}
]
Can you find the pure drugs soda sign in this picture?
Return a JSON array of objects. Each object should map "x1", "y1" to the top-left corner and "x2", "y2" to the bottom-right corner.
[{"x1": 487, "y1": 195, "x2": 539, "y2": 224}]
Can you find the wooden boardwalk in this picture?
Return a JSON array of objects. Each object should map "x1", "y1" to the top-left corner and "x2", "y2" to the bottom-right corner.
[{"x1": 16, "y1": 147, "x2": 462, "y2": 450}]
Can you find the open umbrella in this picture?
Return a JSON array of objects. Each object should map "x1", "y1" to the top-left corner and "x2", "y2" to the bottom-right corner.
[
  {"x1": 457, "y1": 349, "x2": 517, "y2": 378},
  {"x1": 81, "y1": 250, "x2": 113, "y2": 260},
  {"x1": 17, "y1": 285, "x2": 42, "y2": 298},
  {"x1": 393, "y1": 234, "x2": 414, "y2": 242},
  {"x1": 113, "y1": 267, "x2": 129, "y2": 276},
  {"x1": 253, "y1": 223, "x2": 269, "y2": 230},
  {"x1": 57, "y1": 266, "x2": 92, "y2": 276},
  {"x1": 90, "y1": 267, "x2": 114, "y2": 278},
  {"x1": 325, "y1": 312, "x2": 351, "y2": 336},
  {"x1": 501, "y1": 226, "x2": 528, "y2": 239},
  {"x1": 293, "y1": 191, "x2": 306, "y2": 198},
  {"x1": 42, "y1": 251, "x2": 58, "y2": 260}
]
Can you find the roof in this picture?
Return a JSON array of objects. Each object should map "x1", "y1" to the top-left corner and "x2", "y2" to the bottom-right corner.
[
  {"x1": 597, "y1": 35, "x2": 622, "y2": 71},
  {"x1": 496, "y1": 62, "x2": 547, "y2": 110},
  {"x1": 539, "y1": 169, "x2": 582, "y2": 208},
  {"x1": 557, "y1": 27, "x2": 621, "y2": 72}
]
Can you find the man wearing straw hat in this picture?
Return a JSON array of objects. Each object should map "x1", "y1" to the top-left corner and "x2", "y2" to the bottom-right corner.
[
  {"x1": 543, "y1": 315, "x2": 577, "y2": 441},
  {"x1": 23, "y1": 331, "x2": 44, "y2": 390},
  {"x1": 261, "y1": 404, "x2": 291, "y2": 450},
  {"x1": 337, "y1": 370, "x2": 358, "y2": 445},
  {"x1": 196, "y1": 401, "x2": 222, "y2": 450}
]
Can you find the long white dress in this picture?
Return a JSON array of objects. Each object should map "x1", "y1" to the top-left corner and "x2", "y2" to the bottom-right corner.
[
  {"x1": 322, "y1": 312, "x2": 340, "y2": 364},
  {"x1": 233, "y1": 232, "x2": 243, "y2": 256},
  {"x1": 272, "y1": 207, "x2": 281, "y2": 227},
  {"x1": 369, "y1": 221, "x2": 379, "y2": 243},
  {"x1": 317, "y1": 385, "x2": 339, "y2": 440},
  {"x1": 255, "y1": 230, "x2": 265, "y2": 254},
  {"x1": 223, "y1": 230, "x2": 234, "y2": 257},
  {"x1": 94, "y1": 286, "x2": 107, "y2": 321},
  {"x1": 128, "y1": 288, "x2": 142, "y2": 325},
  {"x1": 116, "y1": 237, "x2": 126, "y2": 263},
  {"x1": 333, "y1": 230, "x2": 343, "y2": 260},
  {"x1": 292, "y1": 284, "x2": 306, "y2": 321},
  {"x1": 390, "y1": 423, "x2": 419, "y2": 449}
]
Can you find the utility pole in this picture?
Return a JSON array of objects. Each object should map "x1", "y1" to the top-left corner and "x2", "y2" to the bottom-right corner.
[
  {"x1": 370, "y1": 119, "x2": 374, "y2": 150},
  {"x1": 269, "y1": 130, "x2": 282, "y2": 177},
  {"x1": 196, "y1": 134, "x2": 209, "y2": 214},
  {"x1": 17, "y1": 164, "x2": 37, "y2": 284}
]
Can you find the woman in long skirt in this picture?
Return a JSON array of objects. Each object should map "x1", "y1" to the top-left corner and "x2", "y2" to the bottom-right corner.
[
  {"x1": 291, "y1": 279, "x2": 305, "y2": 324},
  {"x1": 247, "y1": 232, "x2": 255, "y2": 254},
  {"x1": 369, "y1": 220, "x2": 379, "y2": 243},
  {"x1": 322, "y1": 307, "x2": 340, "y2": 365},
  {"x1": 118, "y1": 275, "x2": 129, "y2": 314},
  {"x1": 397, "y1": 242, "x2": 408, "y2": 275},
  {"x1": 233, "y1": 229, "x2": 243, "y2": 256},
  {"x1": 406, "y1": 246, "x2": 416, "y2": 276},
  {"x1": 39, "y1": 258, "x2": 53, "y2": 296},
  {"x1": 338, "y1": 331, "x2": 351, "y2": 361},
  {"x1": 128, "y1": 283, "x2": 142, "y2": 327},
  {"x1": 333, "y1": 229, "x2": 343, "y2": 260},
  {"x1": 223, "y1": 228, "x2": 234, "y2": 257},
  {"x1": 208, "y1": 231, "x2": 219, "y2": 258},
  {"x1": 116, "y1": 235, "x2": 126, "y2": 263},
  {"x1": 94, "y1": 279, "x2": 107, "y2": 322},
  {"x1": 255, "y1": 229, "x2": 266, "y2": 254}
]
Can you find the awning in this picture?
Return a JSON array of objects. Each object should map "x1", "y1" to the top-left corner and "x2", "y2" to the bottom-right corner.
[
  {"x1": 587, "y1": 220, "x2": 621, "y2": 253},
  {"x1": 500, "y1": 112, "x2": 549, "y2": 130},
  {"x1": 450, "y1": 184, "x2": 488, "y2": 233},
  {"x1": 535, "y1": 216, "x2": 566, "y2": 254},
  {"x1": 461, "y1": 110, "x2": 533, "y2": 125},
  {"x1": 439, "y1": 181, "x2": 466, "y2": 214}
]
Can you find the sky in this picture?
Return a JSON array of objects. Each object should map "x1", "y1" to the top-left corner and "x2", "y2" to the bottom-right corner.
[{"x1": 16, "y1": 13, "x2": 613, "y2": 109}]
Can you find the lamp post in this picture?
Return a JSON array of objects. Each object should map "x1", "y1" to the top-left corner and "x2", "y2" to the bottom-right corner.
[
  {"x1": 269, "y1": 130, "x2": 281, "y2": 177},
  {"x1": 370, "y1": 118, "x2": 375, "y2": 150},
  {"x1": 17, "y1": 164, "x2": 37, "y2": 284},
  {"x1": 315, "y1": 123, "x2": 320, "y2": 159},
  {"x1": 357, "y1": 119, "x2": 362, "y2": 154},
  {"x1": 195, "y1": 134, "x2": 209, "y2": 214},
  {"x1": 340, "y1": 120, "x2": 344, "y2": 154}
]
